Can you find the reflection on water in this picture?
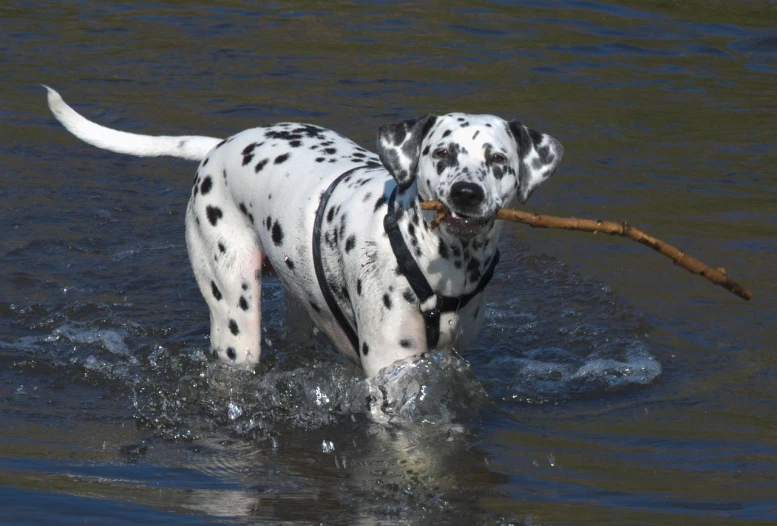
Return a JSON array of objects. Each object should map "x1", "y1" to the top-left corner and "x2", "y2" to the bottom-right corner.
[{"x1": 1, "y1": 0, "x2": 776, "y2": 524}]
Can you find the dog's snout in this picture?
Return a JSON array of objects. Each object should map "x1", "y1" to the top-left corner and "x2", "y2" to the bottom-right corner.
[{"x1": 449, "y1": 181, "x2": 485, "y2": 211}]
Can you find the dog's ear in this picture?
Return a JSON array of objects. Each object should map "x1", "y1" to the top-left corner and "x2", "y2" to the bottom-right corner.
[
  {"x1": 509, "y1": 121, "x2": 564, "y2": 203},
  {"x1": 377, "y1": 115, "x2": 437, "y2": 189}
]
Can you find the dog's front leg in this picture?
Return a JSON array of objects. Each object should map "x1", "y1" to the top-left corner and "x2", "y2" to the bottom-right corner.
[{"x1": 354, "y1": 295, "x2": 431, "y2": 378}]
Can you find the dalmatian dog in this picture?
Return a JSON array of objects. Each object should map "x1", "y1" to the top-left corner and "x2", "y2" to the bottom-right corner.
[{"x1": 45, "y1": 87, "x2": 563, "y2": 378}]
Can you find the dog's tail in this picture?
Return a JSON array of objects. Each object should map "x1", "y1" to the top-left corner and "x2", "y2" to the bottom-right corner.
[{"x1": 44, "y1": 86, "x2": 222, "y2": 162}]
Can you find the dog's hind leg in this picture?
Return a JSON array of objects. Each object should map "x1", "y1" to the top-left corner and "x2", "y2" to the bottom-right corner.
[{"x1": 185, "y1": 198, "x2": 263, "y2": 367}]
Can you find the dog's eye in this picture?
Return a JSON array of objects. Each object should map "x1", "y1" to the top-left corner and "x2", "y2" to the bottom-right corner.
[
  {"x1": 491, "y1": 153, "x2": 508, "y2": 164},
  {"x1": 433, "y1": 148, "x2": 449, "y2": 159}
]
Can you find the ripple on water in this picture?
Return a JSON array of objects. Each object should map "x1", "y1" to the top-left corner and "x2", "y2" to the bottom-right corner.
[{"x1": 3, "y1": 244, "x2": 660, "y2": 449}]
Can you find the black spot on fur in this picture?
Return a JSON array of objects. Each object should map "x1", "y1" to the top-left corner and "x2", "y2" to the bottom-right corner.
[
  {"x1": 402, "y1": 288, "x2": 416, "y2": 303},
  {"x1": 206, "y1": 206, "x2": 223, "y2": 226},
  {"x1": 218, "y1": 242, "x2": 226, "y2": 254},
  {"x1": 200, "y1": 176, "x2": 212, "y2": 195},
  {"x1": 438, "y1": 239, "x2": 449, "y2": 259},
  {"x1": 383, "y1": 294, "x2": 392, "y2": 309},
  {"x1": 239, "y1": 297, "x2": 249, "y2": 311},
  {"x1": 214, "y1": 139, "x2": 227, "y2": 149},
  {"x1": 272, "y1": 221, "x2": 284, "y2": 246},
  {"x1": 285, "y1": 258, "x2": 295, "y2": 270},
  {"x1": 266, "y1": 215, "x2": 272, "y2": 230},
  {"x1": 361, "y1": 342, "x2": 369, "y2": 356},
  {"x1": 293, "y1": 124, "x2": 326, "y2": 138},
  {"x1": 266, "y1": 129, "x2": 304, "y2": 142},
  {"x1": 399, "y1": 339, "x2": 414, "y2": 348},
  {"x1": 356, "y1": 279, "x2": 362, "y2": 295},
  {"x1": 345, "y1": 235, "x2": 356, "y2": 253},
  {"x1": 255, "y1": 158, "x2": 269, "y2": 173},
  {"x1": 374, "y1": 195, "x2": 387, "y2": 212},
  {"x1": 324, "y1": 147, "x2": 337, "y2": 155},
  {"x1": 327, "y1": 207, "x2": 335, "y2": 223},
  {"x1": 274, "y1": 153, "x2": 290, "y2": 164},
  {"x1": 315, "y1": 157, "x2": 325, "y2": 163},
  {"x1": 211, "y1": 281, "x2": 222, "y2": 301},
  {"x1": 310, "y1": 301, "x2": 321, "y2": 313},
  {"x1": 289, "y1": 140, "x2": 302, "y2": 148},
  {"x1": 242, "y1": 143, "x2": 256, "y2": 166},
  {"x1": 229, "y1": 319, "x2": 240, "y2": 336},
  {"x1": 226, "y1": 347, "x2": 236, "y2": 360},
  {"x1": 467, "y1": 257, "x2": 482, "y2": 283}
]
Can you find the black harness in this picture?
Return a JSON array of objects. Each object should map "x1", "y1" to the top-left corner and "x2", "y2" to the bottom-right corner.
[
  {"x1": 383, "y1": 188, "x2": 500, "y2": 350},
  {"x1": 313, "y1": 169, "x2": 500, "y2": 355},
  {"x1": 312, "y1": 167, "x2": 363, "y2": 352}
]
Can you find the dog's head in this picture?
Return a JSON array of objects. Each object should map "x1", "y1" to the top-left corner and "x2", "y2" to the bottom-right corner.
[{"x1": 377, "y1": 113, "x2": 563, "y2": 238}]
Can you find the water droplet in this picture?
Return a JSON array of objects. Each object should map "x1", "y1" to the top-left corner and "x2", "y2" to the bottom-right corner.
[
  {"x1": 227, "y1": 401, "x2": 243, "y2": 421},
  {"x1": 314, "y1": 386, "x2": 330, "y2": 406},
  {"x1": 547, "y1": 453, "x2": 556, "y2": 467},
  {"x1": 322, "y1": 440, "x2": 335, "y2": 453}
]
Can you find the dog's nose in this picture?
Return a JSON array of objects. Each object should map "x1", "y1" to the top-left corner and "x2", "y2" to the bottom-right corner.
[{"x1": 449, "y1": 182, "x2": 485, "y2": 212}]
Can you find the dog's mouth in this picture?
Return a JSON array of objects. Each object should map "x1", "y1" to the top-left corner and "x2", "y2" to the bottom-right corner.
[{"x1": 439, "y1": 209, "x2": 494, "y2": 238}]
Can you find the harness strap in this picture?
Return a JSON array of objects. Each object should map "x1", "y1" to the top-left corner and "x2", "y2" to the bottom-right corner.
[
  {"x1": 383, "y1": 188, "x2": 500, "y2": 350},
  {"x1": 312, "y1": 167, "x2": 364, "y2": 354}
]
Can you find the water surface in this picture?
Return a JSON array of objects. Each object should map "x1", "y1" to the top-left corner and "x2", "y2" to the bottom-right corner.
[{"x1": 1, "y1": 1, "x2": 776, "y2": 524}]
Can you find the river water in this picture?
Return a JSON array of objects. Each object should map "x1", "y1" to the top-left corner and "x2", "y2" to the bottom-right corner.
[{"x1": 1, "y1": 1, "x2": 776, "y2": 524}]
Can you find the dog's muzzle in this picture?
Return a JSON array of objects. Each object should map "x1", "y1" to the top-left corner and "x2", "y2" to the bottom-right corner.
[{"x1": 442, "y1": 181, "x2": 495, "y2": 238}]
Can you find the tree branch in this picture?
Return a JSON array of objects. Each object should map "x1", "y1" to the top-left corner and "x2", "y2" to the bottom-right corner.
[{"x1": 421, "y1": 201, "x2": 752, "y2": 301}]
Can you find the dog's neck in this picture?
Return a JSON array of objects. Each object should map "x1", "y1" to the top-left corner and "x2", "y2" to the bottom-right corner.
[{"x1": 389, "y1": 188, "x2": 501, "y2": 298}]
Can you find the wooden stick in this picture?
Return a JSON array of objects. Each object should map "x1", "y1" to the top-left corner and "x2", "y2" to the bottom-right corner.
[{"x1": 420, "y1": 201, "x2": 752, "y2": 301}]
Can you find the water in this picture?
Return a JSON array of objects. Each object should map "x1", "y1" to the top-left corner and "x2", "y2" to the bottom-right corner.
[{"x1": 2, "y1": 1, "x2": 776, "y2": 524}]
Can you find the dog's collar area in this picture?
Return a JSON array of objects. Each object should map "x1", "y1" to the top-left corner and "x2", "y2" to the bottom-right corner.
[{"x1": 384, "y1": 187, "x2": 500, "y2": 350}]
